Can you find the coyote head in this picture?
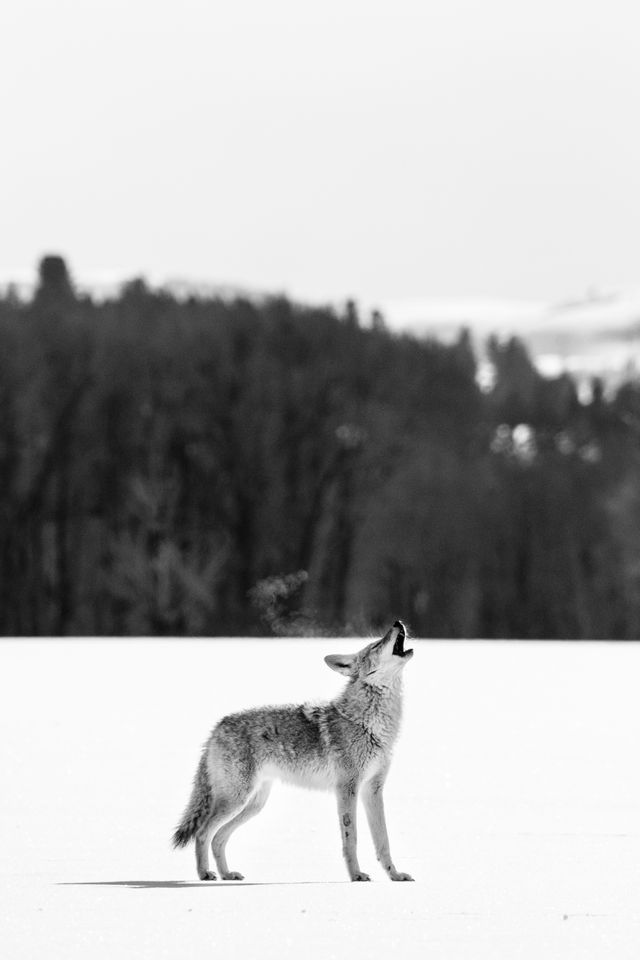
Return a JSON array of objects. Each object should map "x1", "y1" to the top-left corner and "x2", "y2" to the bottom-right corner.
[{"x1": 324, "y1": 620, "x2": 413, "y2": 684}]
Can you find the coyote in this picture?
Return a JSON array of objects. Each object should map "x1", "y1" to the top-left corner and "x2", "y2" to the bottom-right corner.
[{"x1": 172, "y1": 620, "x2": 414, "y2": 882}]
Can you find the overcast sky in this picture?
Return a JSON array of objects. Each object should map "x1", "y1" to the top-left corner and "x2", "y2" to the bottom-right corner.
[{"x1": 2, "y1": 0, "x2": 640, "y2": 316}]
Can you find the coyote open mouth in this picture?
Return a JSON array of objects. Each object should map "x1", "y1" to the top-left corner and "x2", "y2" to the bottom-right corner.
[{"x1": 392, "y1": 621, "x2": 412, "y2": 658}]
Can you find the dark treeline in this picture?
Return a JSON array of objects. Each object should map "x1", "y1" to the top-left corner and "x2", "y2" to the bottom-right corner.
[{"x1": 2, "y1": 256, "x2": 640, "y2": 638}]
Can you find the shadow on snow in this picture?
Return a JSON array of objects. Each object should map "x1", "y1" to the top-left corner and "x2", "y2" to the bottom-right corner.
[{"x1": 58, "y1": 879, "x2": 343, "y2": 889}]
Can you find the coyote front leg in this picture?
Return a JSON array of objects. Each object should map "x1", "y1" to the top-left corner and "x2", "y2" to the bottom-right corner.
[
  {"x1": 336, "y1": 780, "x2": 370, "y2": 881},
  {"x1": 361, "y1": 774, "x2": 414, "y2": 881}
]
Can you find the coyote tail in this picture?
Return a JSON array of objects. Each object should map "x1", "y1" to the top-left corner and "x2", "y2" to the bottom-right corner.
[{"x1": 172, "y1": 750, "x2": 211, "y2": 848}]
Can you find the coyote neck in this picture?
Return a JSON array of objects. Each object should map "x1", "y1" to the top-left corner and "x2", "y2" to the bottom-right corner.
[{"x1": 333, "y1": 677, "x2": 403, "y2": 746}]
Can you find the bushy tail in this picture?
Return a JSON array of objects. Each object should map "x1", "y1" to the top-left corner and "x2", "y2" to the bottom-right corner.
[{"x1": 172, "y1": 750, "x2": 212, "y2": 848}]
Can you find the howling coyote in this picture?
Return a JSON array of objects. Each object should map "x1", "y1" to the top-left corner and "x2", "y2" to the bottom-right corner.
[{"x1": 173, "y1": 620, "x2": 414, "y2": 882}]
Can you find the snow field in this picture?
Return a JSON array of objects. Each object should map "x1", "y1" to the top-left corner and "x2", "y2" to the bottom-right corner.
[{"x1": 1, "y1": 637, "x2": 639, "y2": 959}]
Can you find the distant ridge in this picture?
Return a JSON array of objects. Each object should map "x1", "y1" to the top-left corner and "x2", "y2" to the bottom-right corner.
[{"x1": 379, "y1": 289, "x2": 640, "y2": 387}]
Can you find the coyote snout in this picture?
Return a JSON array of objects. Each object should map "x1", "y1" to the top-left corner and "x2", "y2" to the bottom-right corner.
[{"x1": 173, "y1": 620, "x2": 414, "y2": 882}]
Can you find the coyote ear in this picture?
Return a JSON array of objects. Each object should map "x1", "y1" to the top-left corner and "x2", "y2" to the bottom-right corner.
[{"x1": 324, "y1": 653, "x2": 356, "y2": 676}]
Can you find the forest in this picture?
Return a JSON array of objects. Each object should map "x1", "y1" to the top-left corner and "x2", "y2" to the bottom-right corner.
[{"x1": 1, "y1": 255, "x2": 640, "y2": 639}]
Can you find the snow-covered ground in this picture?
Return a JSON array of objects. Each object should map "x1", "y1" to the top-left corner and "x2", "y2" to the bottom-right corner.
[{"x1": 1, "y1": 637, "x2": 639, "y2": 959}]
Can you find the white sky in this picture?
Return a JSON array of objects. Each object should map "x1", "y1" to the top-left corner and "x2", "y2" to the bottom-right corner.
[{"x1": 2, "y1": 0, "x2": 640, "y2": 313}]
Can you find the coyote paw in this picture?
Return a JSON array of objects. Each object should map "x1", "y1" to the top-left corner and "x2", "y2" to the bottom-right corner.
[
  {"x1": 390, "y1": 871, "x2": 414, "y2": 881},
  {"x1": 221, "y1": 871, "x2": 244, "y2": 881},
  {"x1": 351, "y1": 872, "x2": 371, "y2": 882},
  {"x1": 199, "y1": 871, "x2": 217, "y2": 881}
]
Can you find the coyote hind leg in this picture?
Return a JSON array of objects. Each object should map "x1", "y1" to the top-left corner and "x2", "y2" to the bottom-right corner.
[
  {"x1": 195, "y1": 790, "x2": 251, "y2": 881},
  {"x1": 211, "y1": 781, "x2": 272, "y2": 880}
]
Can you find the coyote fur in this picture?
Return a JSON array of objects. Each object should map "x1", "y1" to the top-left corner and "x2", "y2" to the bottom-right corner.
[{"x1": 172, "y1": 620, "x2": 414, "y2": 882}]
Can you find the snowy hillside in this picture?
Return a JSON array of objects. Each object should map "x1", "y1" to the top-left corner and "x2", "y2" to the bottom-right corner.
[
  {"x1": 382, "y1": 291, "x2": 640, "y2": 386},
  {"x1": 1, "y1": 637, "x2": 640, "y2": 959}
]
